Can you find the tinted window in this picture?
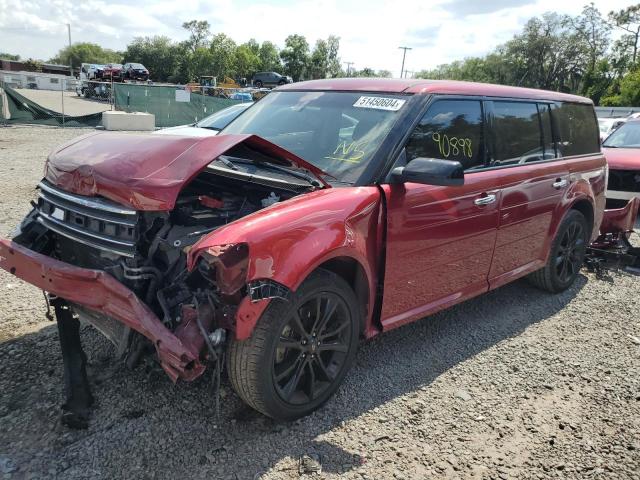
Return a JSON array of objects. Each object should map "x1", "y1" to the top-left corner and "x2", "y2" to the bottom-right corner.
[
  {"x1": 552, "y1": 102, "x2": 599, "y2": 156},
  {"x1": 406, "y1": 100, "x2": 485, "y2": 170},
  {"x1": 492, "y1": 102, "x2": 544, "y2": 165}
]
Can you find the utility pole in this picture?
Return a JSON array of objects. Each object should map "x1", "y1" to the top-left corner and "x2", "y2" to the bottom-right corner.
[
  {"x1": 66, "y1": 23, "x2": 73, "y2": 77},
  {"x1": 344, "y1": 61, "x2": 354, "y2": 76},
  {"x1": 398, "y1": 46, "x2": 412, "y2": 78}
]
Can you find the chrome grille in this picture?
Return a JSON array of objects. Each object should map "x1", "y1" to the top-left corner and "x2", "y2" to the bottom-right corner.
[{"x1": 36, "y1": 181, "x2": 139, "y2": 257}]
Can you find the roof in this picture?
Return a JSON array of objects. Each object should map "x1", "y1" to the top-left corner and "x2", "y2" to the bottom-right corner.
[{"x1": 277, "y1": 78, "x2": 592, "y2": 104}]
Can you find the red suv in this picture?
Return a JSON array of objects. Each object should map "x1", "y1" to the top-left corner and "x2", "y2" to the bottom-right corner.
[{"x1": 0, "y1": 79, "x2": 608, "y2": 425}]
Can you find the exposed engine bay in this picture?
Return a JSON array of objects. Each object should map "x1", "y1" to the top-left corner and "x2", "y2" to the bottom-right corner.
[{"x1": 14, "y1": 163, "x2": 311, "y2": 365}]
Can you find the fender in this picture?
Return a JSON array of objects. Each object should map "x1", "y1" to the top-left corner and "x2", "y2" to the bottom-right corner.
[
  {"x1": 542, "y1": 158, "x2": 606, "y2": 261},
  {"x1": 187, "y1": 187, "x2": 383, "y2": 339}
]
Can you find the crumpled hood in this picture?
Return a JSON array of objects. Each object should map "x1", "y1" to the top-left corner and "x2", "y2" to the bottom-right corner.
[{"x1": 44, "y1": 132, "x2": 329, "y2": 210}]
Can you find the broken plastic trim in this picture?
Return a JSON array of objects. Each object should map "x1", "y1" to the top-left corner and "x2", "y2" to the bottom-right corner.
[{"x1": 248, "y1": 279, "x2": 291, "y2": 302}]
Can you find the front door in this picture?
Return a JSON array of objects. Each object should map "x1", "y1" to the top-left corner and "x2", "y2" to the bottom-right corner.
[{"x1": 380, "y1": 98, "x2": 500, "y2": 330}]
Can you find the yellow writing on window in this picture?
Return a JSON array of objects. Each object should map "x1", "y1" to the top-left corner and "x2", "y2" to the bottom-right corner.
[
  {"x1": 325, "y1": 141, "x2": 366, "y2": 163},
  {"x1": 432, "y1": 133, "x2": 472, "y2": 159}
]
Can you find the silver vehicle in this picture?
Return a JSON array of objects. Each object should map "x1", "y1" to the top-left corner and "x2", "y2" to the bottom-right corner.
[{"x1": 153, "y1": 103, "x2": 253, "y2": 137}]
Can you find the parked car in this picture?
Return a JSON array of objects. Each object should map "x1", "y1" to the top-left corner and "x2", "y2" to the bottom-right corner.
[
  {"x1": 154, "y1": 102, "x2": 253, "y2": 137},
  {"x1": 1, "y1": 78, "x2": 622, "y2": 426},
  {"x1": 602, "y1": 119, "x2": 640, "y2": 208},
  {"x1": 102, "y1": 63, "x2": 123, "y2": 81},
  {"x1": 80, "y1": 63, "x2": 104, "y2": 80},
  {"x1": 123, "y1": 62, "x2": 149, "y2": 81},
  {"x1": 598, "y1": 117, "x2": 626, "y2": 142},
  {"x1": 252, "y1": 71, "x2": 292, "y2": 88}
]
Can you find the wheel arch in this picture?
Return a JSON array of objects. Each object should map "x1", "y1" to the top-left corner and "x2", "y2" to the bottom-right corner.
[
  {"x1": 569, "y1": 198, "x2": 595, "y2": 236},
  {"x1": 314, "y1": 256, "x2": 370, "y2": 336}
]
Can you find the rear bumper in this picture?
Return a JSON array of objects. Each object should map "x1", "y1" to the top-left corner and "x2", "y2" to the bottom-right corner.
[{"x1": 0, "y1": 238, "x2": 204, "y2": 382}]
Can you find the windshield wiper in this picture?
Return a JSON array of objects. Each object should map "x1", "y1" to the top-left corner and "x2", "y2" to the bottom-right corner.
[{"x1": 217, "y1": 156, "x2": 239, "y2": 170}]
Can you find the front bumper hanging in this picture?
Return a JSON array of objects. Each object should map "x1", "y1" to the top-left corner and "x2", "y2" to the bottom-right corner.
[
  {"x1": 0, "y1": 238, "x2": 204, "y2": 382},
  {"x1": 585, "y1": 198, "x2": 640, "y2": 277}
]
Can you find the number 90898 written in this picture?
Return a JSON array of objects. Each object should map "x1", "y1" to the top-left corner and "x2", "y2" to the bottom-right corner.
[{"x1": 432, "y1": 133, "x2": 473, "y2": 159}]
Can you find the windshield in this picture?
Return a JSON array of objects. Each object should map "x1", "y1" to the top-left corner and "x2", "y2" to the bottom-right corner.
[
  {"x1": 221, "y1": 91, "x2": 407, "y2": 183},
  {"x1": 603, "y1": 122, "x2": 640, "y2": 148},
  {"x1": 196, "y1": 103, "x2": 252, "y2": 130},
  {"x1": 131, "y1": 63, "x2": 145, "y2": 69}
]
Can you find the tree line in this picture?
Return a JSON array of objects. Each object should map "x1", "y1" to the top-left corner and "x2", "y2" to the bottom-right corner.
[
  {"x1": 4, "y1": 4, "x2": 640, "y2": 105},
  {"x1": 416, "y1": 4, "x2": 640, "y2": 106},
  {"x1": 3, "y1": 20, "x2": 390, "y2": 83}
]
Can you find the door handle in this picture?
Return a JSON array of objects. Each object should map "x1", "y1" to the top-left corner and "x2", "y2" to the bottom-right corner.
[
  {"x1": 552, "y1": 179, "x2": 568, "y2": 189},
  {"x1": 474, "y1": 194, "x2": 496, "y2": 206}
]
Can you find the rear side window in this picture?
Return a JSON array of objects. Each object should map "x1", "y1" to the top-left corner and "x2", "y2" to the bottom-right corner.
[
  {"x1": 492, "y1": 102, "x2": 545, "y2": 165},
  {"x1": 406, "y1": 100, "x2": 485, "y2": 170},
  {"x1": 552, "y1": 103, "x2": 599, "y2": 156}
]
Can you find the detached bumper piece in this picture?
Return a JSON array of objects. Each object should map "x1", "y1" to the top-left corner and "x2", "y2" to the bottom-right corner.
[
  {"x1": 586, "y1": 198, "x2": 640, "y2": 277},
  {"x1": 0, "y1": 238, "x2": 204, "y2": 382}
]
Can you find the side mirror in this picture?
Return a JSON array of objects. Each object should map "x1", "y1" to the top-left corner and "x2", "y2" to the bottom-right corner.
[{"x1": 391, "y1": 158, "x2": 464, "y2": 186}]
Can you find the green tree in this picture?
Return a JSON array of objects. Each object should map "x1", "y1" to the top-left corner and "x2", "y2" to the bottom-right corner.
[
  {"x1": 377, "y1": 69, "x2": 392, "y2": 78},
  {"x1": 209, "y1": 33, "x2": 237, "y2": 79},
  {"x1": 258, "y1": 41, "x2": 282, "y2": 72},
  {"x1": 0, "y1": 52, "x2": 20, "y2": 61},
  {"x1": 124, "y1": 36, "x2": 184, "y2": 82},
  {"x1": 280, "y1": 34, "x2": 310, "y2": 81},
  {"x1": 50, "y1": 42, "x2": 121, "y2": 67},
  {"x1": 23, "y1": 58, "x2": 43, "y2": 72},
  {"x1": 182, "y1": 20, "x2": 211, "y2": 52},
  {"x1": 326, "y1": 35, "x2": 341, "y2": 77},
  {"x1": 309, "y1": 39, "x2": 329, "y2": 79},
  {"x1": 601, "y1": 67, "x2": 640, "y2": 105},
  {"x1": 235, "y1": 43, "x2": 261, "y2": 80},
  {"x1": 609, "y1": 5, "x2": 640, "y2": 65}
]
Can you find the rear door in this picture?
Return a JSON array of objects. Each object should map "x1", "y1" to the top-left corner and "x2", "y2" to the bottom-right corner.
[
  {"x1": 486, "y1": 101, "x2": 570, "y2": 288},
  {"x1": 380, "y1": 98, "x2": 500, "y2": 330}
]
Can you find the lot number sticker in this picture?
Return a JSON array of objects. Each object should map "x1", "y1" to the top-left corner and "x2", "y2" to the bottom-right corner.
[{"x1": 353, "y1": 96, "x2": 406, "y2": 111}]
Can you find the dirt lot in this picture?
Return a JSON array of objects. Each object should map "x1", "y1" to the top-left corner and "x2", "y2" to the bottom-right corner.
[
  {"x1": 0, "y1": 125, "x2": 639, "y2": 480},
  {"x1": 13, "y1": 89, "x2": 111, "y2": 116}
]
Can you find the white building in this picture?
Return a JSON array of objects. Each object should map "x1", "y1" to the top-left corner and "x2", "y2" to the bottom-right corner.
[{"x1": 1, "y1": 70, "x2": 78, "y2": 91}]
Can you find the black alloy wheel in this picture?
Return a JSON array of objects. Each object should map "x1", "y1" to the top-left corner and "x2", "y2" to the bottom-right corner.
[
  {"x1": 555, "y1": 221, "x2": 585, "y2": 284},
  {"x1": 272, "y1": 292, "x2": 352, "y2": 405},
  {"x1": 528, "y1": 209, "x2": 589, "y2": 292},
  {"x1": 227, "y1": 269, "x2": 360, "y2": 420}
]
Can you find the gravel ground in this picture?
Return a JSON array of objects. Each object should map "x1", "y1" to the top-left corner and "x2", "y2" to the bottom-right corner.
[
  {"x1": 0, "y1": 126, "x2": 639, "y2": 480},
  {"x1": 13, "y1": 89, "x2": 111, "y2": 116}
]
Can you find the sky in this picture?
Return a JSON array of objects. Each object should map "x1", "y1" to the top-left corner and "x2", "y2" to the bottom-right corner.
[{"x1": 0, "y1": 0, "x2": 637, "y2": 77}]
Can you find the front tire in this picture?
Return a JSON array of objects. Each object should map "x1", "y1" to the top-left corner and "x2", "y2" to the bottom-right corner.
[
  {"x1": 227, "y1": 269, "x2": 360, "y2": 420},
  {"x1": 528, "y1": 209, "x2": 589, "y2": 293}
]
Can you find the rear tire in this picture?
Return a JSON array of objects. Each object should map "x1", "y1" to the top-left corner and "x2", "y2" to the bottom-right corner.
[
  {"x1": 227, "y1": 269, "x2": 360, "y2": 420},
  {"x1": 528, "y1": 209, "x2": 589, "y2": 293},
  {"x1": 254, "y1": 80, "x2": 263, "y2": 88}
]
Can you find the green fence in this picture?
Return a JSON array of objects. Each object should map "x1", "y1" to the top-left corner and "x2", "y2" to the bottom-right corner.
[{"x1": 113, "y1": 83, "x2": 244, "y2": 127}]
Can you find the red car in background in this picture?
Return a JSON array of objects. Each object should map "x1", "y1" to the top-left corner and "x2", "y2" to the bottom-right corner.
[
  {"x1": 602, "y1": 119, "x2": 640, "y2": 208},
  {"x1": 0, "y1": 78, "x2": 627, "y2": 426},
  {"x1": 101, "y1": 63, "x2": 123, "y2": 81}
]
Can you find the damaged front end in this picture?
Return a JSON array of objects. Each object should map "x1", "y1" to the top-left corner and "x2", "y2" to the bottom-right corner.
[
  {"x1": 0, "y1": 133, "x2": 326, "y2": 426},
  {"x1": 586, "y1": 197, "x2": 640, "y2": 276}
]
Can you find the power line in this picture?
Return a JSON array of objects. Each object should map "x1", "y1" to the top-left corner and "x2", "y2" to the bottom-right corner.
[{"x1": 398, "y1": 46, "x2": 412, "y2": 78}]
